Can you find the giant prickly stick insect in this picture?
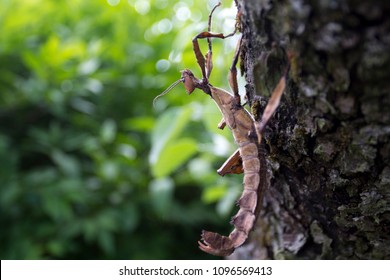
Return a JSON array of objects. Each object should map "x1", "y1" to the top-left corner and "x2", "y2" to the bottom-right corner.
[{"x1": 154, "y1": 2, "x2": 289, "y2": 256}]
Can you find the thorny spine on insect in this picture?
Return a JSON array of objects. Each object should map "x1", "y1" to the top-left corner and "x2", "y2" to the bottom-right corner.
[{"x1": 154, "y1": 2, "x2": 289, "y2": 256}]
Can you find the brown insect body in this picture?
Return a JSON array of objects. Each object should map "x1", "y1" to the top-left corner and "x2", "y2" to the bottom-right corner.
[
  {"x1": 154, "y1": 3, "x2": 288, "y2": 257},
  {"x1": 181, "y1": 70, "x2": 266, "y2": 256},
  {"x1": 206, "y1": 87, "x2": 263, "y2": 256}
]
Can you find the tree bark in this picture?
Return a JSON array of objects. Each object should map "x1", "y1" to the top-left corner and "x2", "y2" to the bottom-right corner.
[{"x1": 230, "y1": 0, "x2": 390, "y2": 259}]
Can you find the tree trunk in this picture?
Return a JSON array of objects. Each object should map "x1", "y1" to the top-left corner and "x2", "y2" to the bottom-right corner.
[{"x1": 230, "y1": 0, "x2": 390, "y2": 259}]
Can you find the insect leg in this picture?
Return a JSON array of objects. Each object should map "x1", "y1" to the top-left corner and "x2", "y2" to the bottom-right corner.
[
  {"x1": 254, "y1": 59, "x2": 290, "y2": 143},
  {"x1": 205, "y1": 2, "x2": 221, "y2": 79},
  {"x1": 192, "y1": 5, "x2": 238, "y2": 82},
  {"x1": 228, "y1": 36, "x2": 242, "y2": 104},
  {"x1": 217, "y1": 149, "x2": 243, "y2": 176}
]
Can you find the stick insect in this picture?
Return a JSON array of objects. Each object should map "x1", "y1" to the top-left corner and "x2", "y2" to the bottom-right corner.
[{"x1": 154, "y1": 2, "x2": 289, "y2": 256}]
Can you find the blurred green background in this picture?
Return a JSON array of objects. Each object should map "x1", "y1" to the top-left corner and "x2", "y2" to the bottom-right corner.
[{"x1": 0, "y1": 0, "x2": 244, "y2": 259}]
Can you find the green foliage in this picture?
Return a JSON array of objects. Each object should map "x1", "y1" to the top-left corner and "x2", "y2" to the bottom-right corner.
[
  {"x1": 0, "y1": 0, "x2": 241, "y2": 259},
  {"x1": 150, "y1": 106, "x2": 198, "y2": 177}
]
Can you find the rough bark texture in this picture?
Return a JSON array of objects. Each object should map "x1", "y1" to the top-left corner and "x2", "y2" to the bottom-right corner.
[{"x1": 229, "y1": 0, "x2": 390, "y2": 259}]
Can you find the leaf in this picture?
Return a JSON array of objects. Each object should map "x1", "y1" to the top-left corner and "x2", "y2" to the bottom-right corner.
[
  {"x1": 47, "y1": 240, "x2": 65, "y2": 256},
  {"x1": 78, "y1": 58, "x2": 100, "y2": 75},
  {"x1": 100, "y1": 119, "x2": 117, "y2": 144},
  {"x1": 51, "y1": 149, "x2": 80, "y2": 177},
  {"x1": 98, "y1": 230, "x2": 114, "y2": 255},
  {"x1": 217, "y1": 184, "x2": 241, "y2": 216},
  {"x1": 123, "y1": 116, "x2": 155, "y2": 132},
  {"x1": 202, "y1": 100, "x2": 233, "y2": 139},
  {"x1": 149, "y1": 106, "x2": 193, "y2": 167},
  {"x1": 42, "y1": 189, "x2": 73, "y2": 221},
  {"x1": 121, "y1": 203, "x2": 139, "y2": 232},
  {"x1": 149, "y1": 177, "x2": 174, "y2": 217},
  {"x1": 202, "y1": 184, "x2": 227, "y2": 203},
  {"x1": 99, "y1": 160, "x2": 119, "y2": 181},
  {"x1": 151, "y1": 138, "x2": 198, "y2": 178}
]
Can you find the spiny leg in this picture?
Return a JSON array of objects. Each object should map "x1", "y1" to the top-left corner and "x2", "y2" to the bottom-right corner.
[
  {"x1": 254, "y1": 57, "x2": 291, "y2": 143},
  {"x1": 217, "y1": 149, "x2": 243, "y2": 176},
  {"x1": 192, "y1": 4, "x2": 238, "y2": 82},
  {"x1": 205, "y1": 2, "x2": 221, "y2": 79},
  {"x1": 215, "y1": 36, "x2": 242, "y2": 132},
  {"x1": 228, "y1": 36, "x2": 242, "y2": 104}
]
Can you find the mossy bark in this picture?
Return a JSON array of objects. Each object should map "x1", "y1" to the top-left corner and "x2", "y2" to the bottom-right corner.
[{"x1": 230, "y1": 0, "x2": 390, "y2": 259}]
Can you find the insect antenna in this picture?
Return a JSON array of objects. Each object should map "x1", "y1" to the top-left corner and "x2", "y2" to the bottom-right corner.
[{"x1": 153, "y1": 78, "x2": 184, "y2": 108}]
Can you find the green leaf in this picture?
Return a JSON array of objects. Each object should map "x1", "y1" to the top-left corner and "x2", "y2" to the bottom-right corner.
[
  {"x1": 202, "y1": 100, "x2": 233, "y2": 138},
  {"x1": 217, "y1": 184, "x2": 241, "y2": 216},
  {"x1": 123, "y1": 116, "x2": 155, "y2": 132},
  {"x1": 202, "y1": 184, "x2": 227, "y2": 203},
  {"x1": 99, "y1": 160, "x2": 119, "y2": 181},
  {"x1": 42, "y1": 190, "x2": 73, "y2": 221},
  {"x1": 152, "y1": 138, "x2": 198, "y2": 178},
  {"x1": 47, "y1": 240, "x2": 65, "y2": 257},
  {"x1": 100, "y1": 119, "x2": 117, "y2": 144},
  {"x1": 98, "y1": 230, "x2": 114, "y2": 255},
  {"x1": 51, "y1": 149, "x2": 80, "y2": 177},
  {"x1": 149, "y1": 106, "x2": 193, "y2": 167},
  {"x1": 121, "y1": 203, "x2": 139, "y2": 232},
  {"x1": 149, "y1": 177, "x2": 174, "y2": 217}
]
